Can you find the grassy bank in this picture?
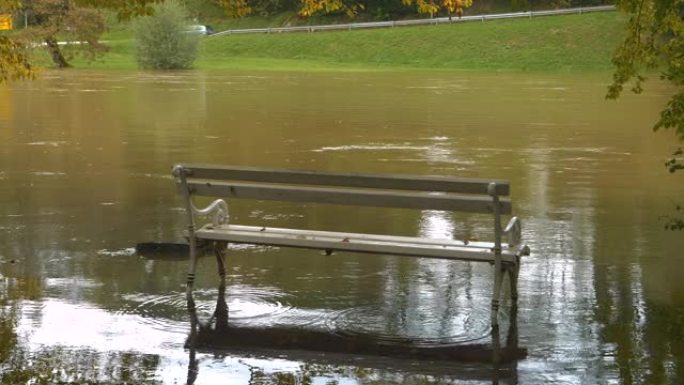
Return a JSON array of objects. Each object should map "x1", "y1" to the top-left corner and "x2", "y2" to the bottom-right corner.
[{"x1": 71, "y1": 11, "x2": 624, "y2": 72}]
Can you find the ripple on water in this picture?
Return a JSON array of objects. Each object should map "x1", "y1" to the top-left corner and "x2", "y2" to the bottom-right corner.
[
  {"x1": 312, "y1": 143, "x2": 430, "y2": 153},
  {"x1": 29, "y1": 171, "x2": 67, "y2": 177},
  {"x1": 226, "y1": 285, "x2": 293, "y2": 322},
  {"x1": 25, "y1": 141, "x2": 70, "y2": 147},
  {"x1": 325, "y1": 303, "x2": 493, "y2": 347},
  {"x1": 116, "y1": 281, "x2": 495, "y2": 348},
  {"x1": 97, "y1": 248, "x2": 136, "y2": 257},
  {"x1": 118, "y1": 286, "x2": 294, "y2": 333},
  {"x1": 118, "y1": 292, "x2": 190, "y2": 335}
]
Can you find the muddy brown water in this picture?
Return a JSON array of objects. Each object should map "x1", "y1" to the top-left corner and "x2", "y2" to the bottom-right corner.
[{"x1": 0, "y1": 70, "x2": 683, "y2": 384}]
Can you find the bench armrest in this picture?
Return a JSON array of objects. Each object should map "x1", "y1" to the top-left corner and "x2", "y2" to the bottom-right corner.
[
  {"x1": 504, "y1": 216, "x2": 522, "y2": 247},
  {"x1": 191, "y1": 198, "x2": 229, "y2": 227}
]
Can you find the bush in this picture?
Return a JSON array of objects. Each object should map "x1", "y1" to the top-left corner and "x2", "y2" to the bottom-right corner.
[{"x1": 133, "y1": 0, "x2": 199, "y2": 70}]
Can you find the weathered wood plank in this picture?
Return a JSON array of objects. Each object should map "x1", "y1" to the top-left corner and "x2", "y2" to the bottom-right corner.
[
  {"x1": 225, "y1": 224, "x2": 503, "y2": 249},
  {"x1": 179, "y1": 164, "x2": 510, "y2": 196},
  {"x1": 187, "y1": 180, "x2": 512, "y2": 214}
]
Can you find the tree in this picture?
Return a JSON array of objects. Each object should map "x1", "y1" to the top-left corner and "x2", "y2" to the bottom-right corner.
[
  {"x1": 73, "y1": 0, "x2": 158, "y2": 20},
  {"x1": 295, "y1": 0, "x2": 473, "y2": 18},
  {"x1": 297, "y1": 0, "x2": 364, "y2": 17},
  {"x1": 607, "y1": 0, "x2": 683, "y2": 230},
  {"x1": 133, "y1": 0, "x2": 199, "y2": 69},
  {"x1": 0, "y1": 0, "x2": 157, "y2": 79},
  {"x1": 214, "y1": 0, "x2": 253, "y2": 17},
  {"x1": 402, "y1": 0, "x2": 472, "y2": 18},
  {"x1": 0, "y1": 1, "x2": 33, "y2": 82},
  {"x1": 14, "y1": 0, "x2": 107, "y2": 68},
  {"x1": 214, "y1": 0, "x2": 473, "y2": 19},
  {"x1": 0, "y1": 35, "x2": 33, "y2": 83}
]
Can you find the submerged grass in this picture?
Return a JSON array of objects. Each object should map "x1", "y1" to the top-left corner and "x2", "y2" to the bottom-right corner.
[{"x1": 67, "y1": 11, "x2": 624, "y2": 72}]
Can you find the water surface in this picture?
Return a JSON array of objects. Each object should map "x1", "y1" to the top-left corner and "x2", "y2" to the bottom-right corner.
[{"x1": 1, "y1": 70, "x2": 683, "y2": 384}]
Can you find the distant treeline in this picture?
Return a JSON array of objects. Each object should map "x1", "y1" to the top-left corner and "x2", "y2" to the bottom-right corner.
[
  {"x1": 185, "y1": 0, "x2": 614, "y2": 21},
  {"x1": 472, "y1": 0, "x2": 613, "y2": 14}
]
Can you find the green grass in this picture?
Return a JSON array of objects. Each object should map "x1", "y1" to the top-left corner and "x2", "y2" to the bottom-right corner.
[{"x1": 67, "y1": 11, "x2": 625, "y2": 73}]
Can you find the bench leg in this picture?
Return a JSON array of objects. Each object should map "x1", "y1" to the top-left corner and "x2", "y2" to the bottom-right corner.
[
  {"x1": 186, "y1": 300, "x2": 199, "y2": 385},
  {"x1": 215, "y1": 279, "x2": 229, "y2": 330},
  {"x1": 506, "y1": 303, "x2": 519, "y2": 352},
  {"x1": 508, "y1": 262, "x2": 519, "y2": 304},
  {"x1": 491, "y1": 264, "x2": 504, "y2": 328},
  {"x1": 186, "y1": 226, "x2": 198, "y2": 310},
  {"x1": 491, "y1": 322, "x2": 501, "y2": 364},
  {"x1": 214, "y1": 241, "x2": 227, "y2": 283},
  {"x1": 214, "y1": 242, "x2": 229, "y2": 325}
]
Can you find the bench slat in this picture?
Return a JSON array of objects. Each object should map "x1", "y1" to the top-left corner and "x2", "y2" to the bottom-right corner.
[
  {"x1": 196, "y1": 224, "x2": 518, "y2": 263},
  {"x1": 226, "y1": 224, "x2": 504, "y2": 250},
  {"x1": 181, "y1": 164, "x2": 510, "y2": 196},
  {"x1": 187, "y1": 180, "x2": 512, "y2": 214}
]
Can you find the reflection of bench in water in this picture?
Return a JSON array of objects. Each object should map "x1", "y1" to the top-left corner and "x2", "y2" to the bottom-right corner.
[
  {"x1": 184, "y1": 283, "x2": 525, "y2": 384},
  {"x1": 188, "y1": 282, "x2": 526, "y2": 363},
  {"x1": 172, "y1": 164, "x2": 530, "y2": 360}
]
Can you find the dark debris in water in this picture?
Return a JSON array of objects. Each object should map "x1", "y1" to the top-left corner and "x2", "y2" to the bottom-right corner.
[{"x1": 135, "y1": 242, "x2": 213, "y2": 260}]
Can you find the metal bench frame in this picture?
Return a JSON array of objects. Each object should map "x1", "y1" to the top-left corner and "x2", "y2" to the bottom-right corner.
[{"x1": 172, "y1": 164, "x2": 530, "y2": 328}]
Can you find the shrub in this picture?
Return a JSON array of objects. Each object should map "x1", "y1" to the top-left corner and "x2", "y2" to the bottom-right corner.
[{"x1": 133, "y1": 0, "x2": 199, "y2": 70}]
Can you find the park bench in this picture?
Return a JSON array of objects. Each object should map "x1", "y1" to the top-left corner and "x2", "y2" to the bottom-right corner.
[{"x1": 172, "y1": 164, "x2": 530, "y2": 328}]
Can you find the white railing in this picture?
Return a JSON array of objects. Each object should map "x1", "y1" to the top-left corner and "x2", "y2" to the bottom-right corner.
[{"x1": 211, "y1": 5, "x2": 615, "y2": 37}]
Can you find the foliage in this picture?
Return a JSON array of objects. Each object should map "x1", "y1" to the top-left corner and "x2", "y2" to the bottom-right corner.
[
  {"x1": 0, "y1": 0, "x2": 160, "y2": 81},
  {"x1": 240, "y1": 0, "x2": 299, "y2": 17},
  {"x1": 298, "y1": 0, "x2": 364, "y2": 17},
  {"x1": 215, "y1": 0, "x2": 254, "y2": 17},
  {"x1": 214, "y1": 0, "x2": 366, "y2": 18},
  {"x1": 214, "y1": 0, "x2": 474, "y2": 19},
  {"x1": 0, "y1": 36, "x2": 34, "y2": 83},
  {"x1": 133, "y1": 0, "x2": 199, "y2": 69},
  {"x1": 664, "y1": 147, "x2": 684, "y2": 230},
  {"x1": 208, "y1": 0, "x2": 614, "y2": 19},
  {"x1": 204, "y1": 0, "x2": 615, "y2": 19},
  {"x1": 0, "y1": 1, "x2": 34, "y2": 81},
  {"x1": 607, "y1": 0, "x2": 683, "y2": 230},
  {"x1": 14, "y1": 0, "x2": 108, "y2": 68},
  {"x1": 402, "y1": 0, "x2": 472, "y2": 18},
  {"x1": 510, "y1": 0, "x2": 610, "y2": 11},
  {"x1": 664, "y1": 204, "x2": 684, "y2": 231},
  {"x1": 74, "y1": 0, "x2": 159, "y2": 21},
  {"x1": 666, "y1": 147, "x2": 684, "y2": 173},
  {"x1": 1, "y1": 348, "x2": 162, "y2": 384}
]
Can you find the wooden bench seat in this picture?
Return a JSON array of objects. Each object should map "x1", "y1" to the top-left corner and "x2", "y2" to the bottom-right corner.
[
  {"x1": 196, "y1": 224, "x2": 520, "y2": 264},
  {"x1": 172, "y1": 164, "x2": 530, "y2": 329}
]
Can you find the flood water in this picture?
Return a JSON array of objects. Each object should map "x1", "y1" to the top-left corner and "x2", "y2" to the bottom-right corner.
[{"x1": 1, "y1": 70, "x2": 683, "y2": 384}]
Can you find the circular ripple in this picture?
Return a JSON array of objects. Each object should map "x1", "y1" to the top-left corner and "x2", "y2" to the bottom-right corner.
[
  {"x1": 325, "y1": 304, "x2": 493, "y2": 346},
  {"x1": 118, "y1": 292, "x2": 190, "y2": 335},
  {"x1": 227, "y1": 285, "x2": 293, "y2": 322},
  {"x1": 118, "y1": 286, "x2": 294, "y2": 331}
]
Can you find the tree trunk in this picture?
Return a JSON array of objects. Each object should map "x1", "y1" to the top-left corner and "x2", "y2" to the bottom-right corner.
[{"x1": 45, "y1": 37, "x2": 70, "y2": 68}]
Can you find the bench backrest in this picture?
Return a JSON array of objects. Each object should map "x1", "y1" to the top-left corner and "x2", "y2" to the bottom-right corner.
[{"x1": 174, "y1": 164, "x2": 511, "y2": 215}]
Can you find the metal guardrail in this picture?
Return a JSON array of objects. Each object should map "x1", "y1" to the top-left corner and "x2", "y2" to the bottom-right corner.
[{"x1": 211, "y1": 5, "x2": 615, "y2": 37}]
